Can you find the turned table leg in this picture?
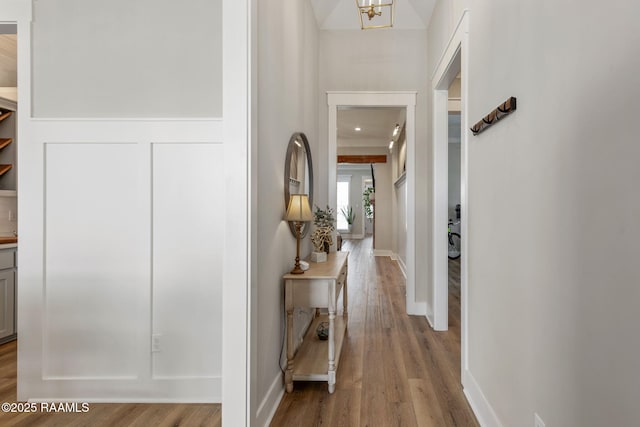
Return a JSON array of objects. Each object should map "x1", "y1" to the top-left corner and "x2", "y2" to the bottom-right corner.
[
  {"x1": 285, "y1": 281, "x2": 294, "y2": 393},
  {"x1": 327, "y1": 307, "x2": 336, "y2": 393}
]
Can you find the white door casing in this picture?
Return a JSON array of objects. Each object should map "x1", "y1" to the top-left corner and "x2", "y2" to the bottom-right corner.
[
  {"x1": 327, "y1": 91, "x2": 422, "y2": 315},
  {"x1": 430, "y1": 8, "x2": 470, "y2": 382}
]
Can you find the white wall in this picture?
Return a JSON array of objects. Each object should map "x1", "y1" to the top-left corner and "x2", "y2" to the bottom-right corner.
[
  {"x1": 430, "y1": 1, "x2": 640, "y2": 426},
  {"x1": 18, "y1": 2, "x2": 226, "y2": 403},
  {"x1": 319, "y1": 29, "x2": 428, "y2": 297},
  {"x1": 254, "y1": 1, "x2": 319, "y2": 425},
  {"x1": 31, "y1": 0, "x2": 222, "y2": 118}
]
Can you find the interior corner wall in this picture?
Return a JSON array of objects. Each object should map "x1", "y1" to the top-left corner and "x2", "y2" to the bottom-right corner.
[
  {"x1": 319, "y1": 29, "x2": 428, "y2": 299},
  {"x1": 254, "y1": 1, "x2": 319, "y2": 424},
  {"x1": 430, "y1": 1, "x2": 640, "y2": 426},
  {"x1": 31, "y1": 0, "x2": 222, "y2": 117}
]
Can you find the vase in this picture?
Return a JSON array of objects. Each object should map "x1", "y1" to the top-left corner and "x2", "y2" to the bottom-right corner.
[{"x1": 310, "y1": 251, "x2": 326, "y2": 262}]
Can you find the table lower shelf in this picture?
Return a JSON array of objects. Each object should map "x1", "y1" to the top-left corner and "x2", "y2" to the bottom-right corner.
[{"x1": 292, "y1": 314, "x2": 347, "y2": 381}]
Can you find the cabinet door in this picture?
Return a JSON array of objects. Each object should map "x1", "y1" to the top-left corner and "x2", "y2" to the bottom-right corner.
[{"x1": 0, "y1": 268, "x2": 15, "y2": 340}]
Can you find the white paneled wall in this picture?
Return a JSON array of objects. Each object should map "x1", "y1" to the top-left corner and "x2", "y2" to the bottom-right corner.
[
  {"x1": 20, "y1": 120, "x2": 223, "y2": 401},
  {"x1": 152, "y1": 143, "x2": 223, "y2": 380},
  {"x1": 44, "y1": 143, "x2": 147, "y2": 379}
]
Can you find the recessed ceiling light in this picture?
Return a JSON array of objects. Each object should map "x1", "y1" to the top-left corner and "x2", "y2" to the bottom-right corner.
[{"x1": 354, "y1": 127, "x2": 361, "y2": 131}]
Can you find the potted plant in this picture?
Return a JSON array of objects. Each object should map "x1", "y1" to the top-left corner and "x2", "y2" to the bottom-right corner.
[
  {"x1": 340, "y1": 206, "x2": 356, "y2": 233},
  {"x1": 363, "y1": 188, "x2": 374, "y2": 222},
  {"x1": 310, "y1": 205, "x2": 335, "y2": 262}
]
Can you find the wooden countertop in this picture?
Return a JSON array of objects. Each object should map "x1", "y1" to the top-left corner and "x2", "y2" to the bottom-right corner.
[{"x1": 0, "y1": 236, "x2": 17, "y2": 244}]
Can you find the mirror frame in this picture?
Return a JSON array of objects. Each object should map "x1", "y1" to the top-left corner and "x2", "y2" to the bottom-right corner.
[{"x1": 284, "y1": 132, "x2": 314, "y2": 237}]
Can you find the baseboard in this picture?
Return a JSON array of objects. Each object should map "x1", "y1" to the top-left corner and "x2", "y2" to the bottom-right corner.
[
  {"x1": 340, "y1": 233, "x2": 364, "y2": 239},
  {"x1": 405, "y1": 301, "x2": 426, "y2": 316},
  {"x1": 394, "y1": 255, "x2": 407, "y2": 278},
  {"x1": 373, "y1": 249, "x2": 394, "y2": 257},
  {"x1": 463, "y1": 369, "x2": 503, "y2": 427},
  {"x1": 426, "y1": 309, "x2": 435, "y2": 328},
  {"x1": 255, "y1": 373, "x2": 285, "y2": 427}
]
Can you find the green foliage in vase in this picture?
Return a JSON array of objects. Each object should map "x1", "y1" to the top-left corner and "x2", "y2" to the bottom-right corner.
[
  {"x1": 363, "y1": 188, "x2": 374, "y2": 220},
  {"x1": 340, "y1": 206, "x2": 356, "y2": 225},
  {"x1": 313, "y1": 205, "x2": 335, "y2": 230},
  {"x1": 311, "y1": 205, "x2": 335, "y2": 252}
]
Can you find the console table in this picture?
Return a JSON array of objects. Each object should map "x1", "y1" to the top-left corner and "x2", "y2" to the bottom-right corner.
[{"x1": 283, "y1": 251, "x2": 348, "y2": 393}]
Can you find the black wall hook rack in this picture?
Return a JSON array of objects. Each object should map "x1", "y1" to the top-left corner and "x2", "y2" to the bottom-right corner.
[{"x1": 470, "y1": 97, "x2": 517, "y2": 136}]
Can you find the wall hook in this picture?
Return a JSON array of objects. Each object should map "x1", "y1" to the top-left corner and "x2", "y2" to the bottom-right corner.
[{"x1": 471, "y1": 97, "x2": 517, "y2": 136}]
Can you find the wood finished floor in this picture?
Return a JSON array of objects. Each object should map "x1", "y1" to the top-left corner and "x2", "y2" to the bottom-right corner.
[
  {"x1": 270, "y1": 237, "x2": 477, "y2": 427},
  {"x1": 0, "y1": 341, "x2": 221, "y2": 426}
]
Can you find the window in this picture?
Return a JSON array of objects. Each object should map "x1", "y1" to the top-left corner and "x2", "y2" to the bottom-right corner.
[{"x1": 337, "y1": 175, "x2": 351, "y2": 231}]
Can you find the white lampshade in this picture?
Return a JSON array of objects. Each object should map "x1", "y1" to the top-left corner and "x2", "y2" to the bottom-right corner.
[{"x1": 285, "y1": 194, "x2": 313, "y2": 222}]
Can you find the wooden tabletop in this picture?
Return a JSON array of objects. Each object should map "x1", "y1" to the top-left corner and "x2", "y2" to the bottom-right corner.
[{"x1": 283, "y1": 251, "x2": 348, "y2": 280}]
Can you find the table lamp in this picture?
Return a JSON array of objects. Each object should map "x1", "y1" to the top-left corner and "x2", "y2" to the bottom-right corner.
[{"x1": 285, "y1": 194, "x2": 313, "y2": 274}]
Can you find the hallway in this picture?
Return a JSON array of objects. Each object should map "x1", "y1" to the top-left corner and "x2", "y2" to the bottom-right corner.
[{"x1": 270, "y1": 237, "x2": 478, "y2": 426}]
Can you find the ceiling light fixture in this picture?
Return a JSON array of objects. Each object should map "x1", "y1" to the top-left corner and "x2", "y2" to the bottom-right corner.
[
  {"x1": 388, "y1": 140, "x2": 394, "y2": 150},
  {"x1": 356, "y1": 0, "x2": 395, "y2": 30},
  {"x1": 392, "y1": 123, "x2": 400, "y2": 136},
  {"x1": 354, "y1": 127, "x2": 361, "y2": 131}
]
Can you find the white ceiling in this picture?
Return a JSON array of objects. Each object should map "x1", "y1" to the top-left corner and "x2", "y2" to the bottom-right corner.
[
  {"x1": 309, "y1": 0, "x2": 436, "y2": 30},
  {"x1": 338, "y1": 106, "x2": 405, "y2": 148}
]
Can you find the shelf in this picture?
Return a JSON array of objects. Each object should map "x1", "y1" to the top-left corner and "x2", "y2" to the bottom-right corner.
[
  {"x1": 0, "y1": 111, "x2": 11, "y2": 123},
  {"x1": 0, "y1": 165, "x2": 12, "y2": 177},
  {"x1": 0, "y1": 138, "x2": 12, "y2": 150},
  {"x1": 293, "y1": 314, "x2": 347, "y2": 381}
]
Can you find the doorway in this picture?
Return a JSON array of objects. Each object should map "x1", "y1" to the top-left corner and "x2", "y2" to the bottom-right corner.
[
  {"x1": 328, "y1": 91, "x2": 422, "y2": 315},
  {"x1": 431, "y1": 10, "x2": 470, "y2": 381}
]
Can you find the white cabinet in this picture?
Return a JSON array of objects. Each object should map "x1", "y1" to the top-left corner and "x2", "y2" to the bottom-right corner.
[{"x1": 0, "y1": 248, "x2": 16, "y2": 344}]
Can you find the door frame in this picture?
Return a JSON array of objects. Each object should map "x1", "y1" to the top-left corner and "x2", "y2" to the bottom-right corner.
[
  {"x1": 327, "y1": 91, "x2": 422, "y2": 315},
  {"x1": 431, "y1": 10, "x2": 470, "y2": 375}
]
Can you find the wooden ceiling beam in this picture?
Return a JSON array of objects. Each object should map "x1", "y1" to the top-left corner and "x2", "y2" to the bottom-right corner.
[{"x1": 337, "y1": 155, "x2": 387, "y2": 164}]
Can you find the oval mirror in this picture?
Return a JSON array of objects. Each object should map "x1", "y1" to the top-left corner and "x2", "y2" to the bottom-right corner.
[{"x1": 284, "y1": 132, "x2": 314, "y2": 237}]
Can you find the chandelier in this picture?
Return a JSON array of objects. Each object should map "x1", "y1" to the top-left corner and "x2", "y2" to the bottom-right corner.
[{"x1": 356, "y1": 0, "x2": 395, "y2": 30}]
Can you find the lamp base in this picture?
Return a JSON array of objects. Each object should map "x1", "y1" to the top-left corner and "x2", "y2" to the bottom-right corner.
[{"x1": 290, "y1": 265, "x2": 305, "y2": 274}]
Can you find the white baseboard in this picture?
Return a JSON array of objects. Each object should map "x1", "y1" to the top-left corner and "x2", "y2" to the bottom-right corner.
[
  {"x1": 406, "y1": 301, "x2": 426, "y2": 316},
  {"x1": 373, "y1": 249, "x2": 394, "y2": 257},
  {"x1": 463, "y1": 369, "x2": 503, "y2": 427},
  {"x1": 340, "y1": 233, "x2": 364, "y2": 239},
  {"x1": 426, "y1": 308, "x2": 435, "y2": 328},
  {"x1": 255, "y1": 373, "x2": 285, "y2": 427},
  {"x1": 394, "y1": 255, "x2": 407, "y2": 278}
]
